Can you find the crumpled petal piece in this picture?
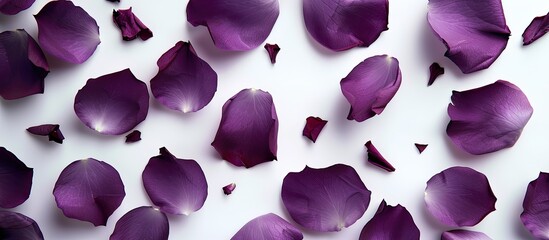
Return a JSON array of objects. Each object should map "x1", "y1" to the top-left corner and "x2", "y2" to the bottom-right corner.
[
  {"x1": 424, "y1": 166, "x2": 496, "y2": 227},
  {"x1": 441, "y1": 229, "x2": 492, "y2": 240},
  {"x1": 0, "y1": 29, "x2": 49, "y2": 100},
  {"x1": 142, "y1": 147, "x2": 208, "y2": 215},
  {"x1": 125, "y1": 130, "x2": 141, "y2": 143},
  {"x1": 231, "y1": 213, "x2": 303, "y2": 240},
  {"x1": 359, "y1": 200, "x2": 420, "y2": 240},
  {"x1": 281, "y1": 164, "x2": 371, "y2": 232},
  {"x1": 223, "y1": 183, "x2": 236, "y2": 195},
  {"x1": 414, "y1": 143, "x2": 428, "y2": 154},
  {"x1": 212, "y1": 88, "x2": 278, "y2": 168},
  {"x1": 447, "y1": 80, "x2": 533, "y2": 155},
  {"x1": 522, "y1": 13, "x2": 549, "y2": 46},
  {"x1": 110, "y1": 206, "x2": 169, "y2": 240},
  {"x1": 264, "y1": 43, "x2": 280, "y2": 64},
  {"x1": 27, "y1": 124, "x2": 64, "y2": 144},
  {"x1": 34, "y1": 0, "x2": 100, "y2": 64},
  {"x1": 340, "y1": 55, "x2": 401, "y2": 122},
  {"x1": 186, "y1": 0, "x2": 279, "y2": 51},
  {"x1": 74, "y1": 69, "x2": 149, "y2": 135},
  {"x1": 0, "y1": 0, "x2": 35, "y2": 15},
  {"x1": 0, "y1": 147, "x2": 33, "y2": 209},
  {"x1": 53, "y1": 158, "x2": 125, "y2": 226},
  {"x1": 521, "y1": 172, "x2": 549, "y2": 240},
  {"x1": 113, "y1": 8, "x2": 152, "y2": 41},
  {"x1": 365, "y1": 141, "x2": 395, "y2": 172},
  {"x1": 427, "y1": 0, "x2": 511, "y2": 73},
  {"x1": 302, "y1": 116, "x2": 327, "y2": 143},
  {"x1": 0, "y1": 210, "x2": 44, "y2": 240},
  {"x1": 428, "y1": 62, "x2": 444, "y2": 86},
  {"x1": 150, "y1": 41, "x2": 217, "y2": 113}
]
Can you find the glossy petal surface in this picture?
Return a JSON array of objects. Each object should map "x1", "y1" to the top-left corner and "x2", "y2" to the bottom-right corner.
[
  {"x1": 442, "y1": 229, "x2": 492, "y2": 240},
  {"x1": 231, "y1": 213, "x2": 303, "y2": 240},
  {"x1": 522, "y1": 13, "x2": 549, "y2": 45},
  {"x1": 359, "y1": 200, "x2": 420, "y2": 240},
  {"x1": 0, "y1": 211, "x2": 44, "y2": 240},
  {"x1": 365, "y1": 141, "x2": 395, "y2": 172},
  {"x1": 27, "y1": 124, "x2": 64, "y2": 144},
  {"x1": 110, "y1": 206, "x2": 169, "y2": 240},
  {"x1": 0, "y1": 147, "x2": 33, "y2": 209},
  {"x1": 521, "y1": 172, "x2": 549, "y2": 240},
  {"x1": 302, "y1": 116, "x2": 327, "y2": 143},
  {"x1": 113, "y1": 7, "x2": 152, "y2": 41}
]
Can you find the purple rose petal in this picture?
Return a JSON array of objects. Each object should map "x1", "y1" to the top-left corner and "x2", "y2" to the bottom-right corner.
[
  {"x1": 0, "y1": 147, "x2": 33, "y2": 209},
  {"x1": 113, "y1": 8, "x2": 153, "y2": 41},
  {"x1": 428, "y1": 62, "x2": 444, "y2": 86},
  {"x1": 302, "y1": 116, "x2": 327, "y2": 143},
  {"x1": 427, "y1": 0, "x2": 511, "y2": 73},
  {"x1": 27, "y1": 124, "x2": 64, "y2": 144},
  {"x1": 223, "y1": 183, "x2": 236, "y2": 195},
  {"x1": 425, "y1": 166, "x2": 496, "y2": 227},
  {"x1": 142, "y1": 147, "x2": 208, "y2": 215},
  {"x1": 281, "y1": 164, "x2": 371, "y2": 232},
  {"x1": 522, "y1": 13, "x2": 549, "y2": 46},
  {"x1": 521, "y1": 172, "x2": 549, "y2": 240},
  {"x1": 447, "y1": 80, "x2": 533, "y2": 155},
  {"x1": 106, "y1": 0, "x2": 119, "y2": 2},
  {"x1": 231, "y1": 213, "x2": 303, "y2": 240},
  {"x1": 34, "y1": 0, "x2": 100, "y2": 64},
  {"x1": 0, "y1": 211, "x2": 44, "y2": 240},
  {"x1": 340, "y1": 55, "x2": 401, "y2": 122},
  {"x1": 414, "y1": 143, "x2": 428, "y2": 154},
  {"x1": 212, "y1": 88, "x2": 278, "y2": 168},
  {"x1": 125, "y1": 130, "x2": 141, "y2": 143},
  {"x1": 365, "y1": 140, "x2": 395, "y2": 172},
  {"x1": 441, "y1": 229, "x2": 492, "y2": 240},
  {"x1": 359, "y1": 200, "x2": 420, "y2": 240},
  {"x1": 74, "y1": 69, "x2": 149, "y2": 135},
  {"x1": 264, "y1": 43, "x2": 280, "y2": 64},
  {"x1": 0, "y1": 0, "x2": 35, "y2": 15},
  {"x1": 110, "y1": 206, "x2": 169, "y2": 240},
  {"x1": 150, "y1": 41, "x2": 217, "y2": 113},
  {"x1": 53, "y1": 158, "x2": 125, "y2": 226}
]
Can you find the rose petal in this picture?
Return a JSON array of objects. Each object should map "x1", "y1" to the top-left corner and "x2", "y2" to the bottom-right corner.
[
  {"x1": 302, "y1": 116, "x2": 327, "y2": 143},
  {"x1": 281, "y1": 164, "x2": 371, "y2": 232},
  {"x1": 231, "y1": 213, "x2": 303, "y2": 240},
  {"x1": 212, "y1": 88, "x2": 278, "y2": 168},
  {"x1": 0, "y1": 0, "x2": 35, "y2": 15},
  {"x1": 522, "y1": 13, "x2": 549, "y2": 46},
  {"x1": 106, "y1": 0, "x2": 119, "y2": 2},
  {"x1": 74, "y1": 69, "x2": 149, "y2": 135},
  {"x1": 441, "y1": 229, "x2": 492, "y2": 240},
  {"x1": 34, "y1": 0, "x2": 100, "y2": 64},
  {"x1": 186, "y1": 0, "x2": 279, "y2": 50},
  {"x1": 425, "y1": 166, "x2": 496, "y2": 227},
  {"x1": 27, "y1": 124, "x2": 64, "y2": 144},
  {"x1": 0, "y1": 211, "x2": 44, "y2": 240},
  {"x1": 428, "y1": 62, "x2": 444, "y2": 86},
  {"x1": 340, "y1": 55, "x2": 401, "y2": 122},
  {"x1": 150, "y1": 41, "x2": 217, "y2": 113},
  {"x1": 365, "y1": 140, "x2": 395, "y2": 172},
  {"x1": 125, "y1": 130, "x2": 141, "y2": 143},
  {"x1": 53, "y1": 158, "x2": 125, "y2": 226},
  {"x1": 110, "y1": 206, "x2": 169, "y2": 240},
  {"x1": 142, "y1": 147, "x2": 208, "y2": 215},
  {"x1": 521, "y1": 172, "x2": 549, "y2": 240},
  {"x1": 223, "y1": 183, "x2": 236, "y2": 195},
  {"x1": 414, "y1": 143, "x2": 428, "y2": 154},
  {"x1": 447, "y1": 80, "x2": 533, "y2": 155},
  {"x1": 427, "y1": 0, "x2": 511, "y2": 73},
  {"x1": 359, "y1": 200, "x2": 420, "y2": 240},
  {"x1": 264, "y1": 43, "x2": 280, "y2": 64},
  {"x1": 0, "y1": 147, "x2": 33, "y2": 209},
  {"x1": 113, "y1": 8, "x2": 153, "y2": 41}
]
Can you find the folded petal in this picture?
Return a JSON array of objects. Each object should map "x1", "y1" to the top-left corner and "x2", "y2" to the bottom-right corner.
[
  {"x1": 0, "y1": 147, "x2": 33, "y2": 209},
  {"x1": 521, "y1": 172, "x2": 549, "y2": 240},
  {"x1": 231, "y1": 213, "x2": 303, "y2": 240},
  {"x1": 428, "y1": 62, "x2": 444, "y2": 86},
  {"x1": 365, "y1": 141, "x2": 395, "y2": 172},
  {"x1": 125, "y1": 130, "x2": 141, "y2": 143},
  {"x1": 0, "y1": 0, "x2": 35, "y2": 15},
  {"x1": 27, "y1": 124, "x2": 64, "y2": 144},
  {"x1": 302, "y1": 116, "x2": 327, "y2": 143},
  {"x1": 414, "y1": 143, "x2": 428, "y2": 154},
  {"x1": 113, "y1": 8, "x2": 152, "y2": 41},
  {"x1": 264, "y1": 43, "x2": 280, "y2": 64},
  {"x1": 223, "y1": 183, "x2": 236, "y2": 195},
  {"x1": 441, "y1": 229, "x2": 492, "y2": 240},
  {"x1": 0, "y1": 211, "x2": 44, "y2": 240},
  {"x1": 359, "y1": 200, "x2": 420, "y2": 240},
  {"x1": 110, "y1": 206, "x2": 169, "y2": 240},
  {"x1": 522, "y1": 13, "x2": 549, "y2": 46}
]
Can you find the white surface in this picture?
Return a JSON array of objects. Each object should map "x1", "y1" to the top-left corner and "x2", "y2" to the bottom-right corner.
[{"x1": 1, "y1": 0, "x2": 549, "y2": 239}]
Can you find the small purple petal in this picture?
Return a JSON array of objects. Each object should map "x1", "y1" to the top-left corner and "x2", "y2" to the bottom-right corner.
[
  {"x1": 142, "y1": 147, "x2": 208, "y2": 215},
  {"x1": 34, "y1": 0, "x2": 100, "y2": 64},
  {"x1": 231, "y1": 213, "x2": 303, "y2": 240},
  {"x1": 425, "y1": 166, "x2": 496, "y2": 227},
  {"x1": 441, "y1": 229, "x2": 492, "y2": 240},
  {"x1": 281, "y1": 164, "x2": 371, "y2": 232},
  {"x1": 0, "y1": 147, "x2": 33, "y2": 209},
  {"x1": 428, "y1": 62, "x2": 444, "y2": 86},
  {"x1": 106, "y1": 0, "x2": 119, "y2": 2},
  {"x1": 447, "y1": 80, "x2": 533, "y2": 155},
  {"x1": 125, "y1": 130, "x2": 141, "y2": 143},
  {"x1": 0, "y1": 211, "x2": 44, "y2": 240},
  {"x1": 223, "y1": 183, "x2": 236, "y2": 195},
  {"x1": 212, "y1": 88, "x2": 278, "y2": 168},
  {"x1": 359, "y1": 200, "x2": 420, "y2": 240},
  {"x1": 110, "y1": 206, "x2": 169, "y2": 240},
  {"x1": 264, "y1": 43, "x2": 280, "y2": 64},
  {"x1": 0, "y1": 0, "x2": 35, "y2": 15},
  {"x1": 27, "y1": 124, "x2": 64, "y2": 144},
  {"x1": 113, "y1": 8, "x2": 153, "y2": 41},
  {"x1": 74, "y1": 69, "x2": 149, "y2": 135},
  {"x1": 53, "y1": 158, "x2": 125, "y2": 226},
  {"x1": 523, "y1": 13, "x2": 549, "y2": 46},
  {"x1": 150, "y1": 41, "x2": 217, "y2": 113},
  {"x1": 340, "y1": 55, "x2": 401, "y2": 122},
  {"x1": 521, "y1": 172, "x2": 549, "y2": 240},
  {"x1": 415, "y1": 143, "x2": 428, "y2": 154},
  {"x1": 302, "y1": 116, "x2": 327, "y2": 143},
  {"x1": 365, "y1": 141, "x2": 395, "y2": 172}
]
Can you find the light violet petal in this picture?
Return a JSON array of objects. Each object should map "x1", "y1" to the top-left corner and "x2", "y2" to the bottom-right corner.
[
  {"x1": 302, "y1": 116, "x2": 327, "y2": 143},
  {"x1": 113, "y1": 8, "x2": 153, "y2": 41},
  {"x1": 264, "y1": 43, "x2": 280, "y2": 64},
  {"x1": 231, "y1": 213, "x2": 303, "y2": 240},
  {"x1": 27, "y1": 124, "x2": 64, "y2": 144},
  {"x1": 522, "y1": 13, "x2": 549, "y2": 46},
  {"x1": 428, "y1": 62, "x2": 444, "y2": 86},
  {"x1": 365, "y1": 141, "x2": 395, "y2": 172},
  {"x1": 359, "y1": 200, "x2": 420, "y2": 240},
  {"x1": 0, "y1": 211, "x2": 44, "y2": 240},
  {"x1": 0, "y1": 147, "x2": 33, "y2": 209},
  {"x1": 223, "y1": 183, "x2": 236, "y2": 195},
  {"x1": 415, "y1": 143, "x2": 428, "y2": 154},
  {"x1": 110, "y1": 206, "x2": 169, "y2": 240},
  {"x1": 441, "y1": 229, "x2": 492, "y2": 240},
  {"x1": 521, "y1": 172, "x2": 549, "y2": 240},
  {"x1": 125, "y1": 130, "x2": 141, "y2": 143},
  {"x1": 0, "y1": 0, "x2": 35, "y2": 15}
]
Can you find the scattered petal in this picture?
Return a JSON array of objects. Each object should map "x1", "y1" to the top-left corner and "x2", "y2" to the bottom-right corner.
[
  {"x1": 110, "y1": 206, "x2": 169, "y2": 240},
  {"x1": 0, "y1": 211, "x2": 44, "y2": 240},
  {"x1": 302, "y1": 116, "x2": 327, "y2": 143},
  {"x1": 264, "y1": 43, "x2": 280, "y2": 64},
  {"x1": 223, "y1": 183, "x2": 236, "y2": 195},
  {"x1": 0, "y1": 147, "x2": 33, "y2": 209},
  {"x1": 0, "y1": 0, "x2": 35, "y2": 15},
  {"x1": 359, "y1": 200, "x2": 420, "y2": 240},
  {"x1": 231, "y1": 213, "x2": 303, "y2": 240},
  {"x1": 522, "y1": 13, "x2": 549, "y2": 46},
  {"x1": 414, "y1": 143, "x2": 428, "y2": 154},
  {"x1": 428, "y1": 62, "x2": 444, "y2": 86},
  {"x1": 521, "y1": 172, "x2": 549, "y2": 240},
  {"x1": 365, "y1": 141, "x2": 395, "y2": 172},
  {"x1": 106, "y1": 0, "x2": 119, "y2": 2},
  {"x1": 113, "y1": 8, "x2": 153, "y2": 41},
  {"x1": 27, "y1": 124, "x2": 64, "y2": 144},
  {"x1": 442, "y1": 229, "x2": 492, "y2": 240},
  {"x1": 125, "y1": 130, "x2": 141, "y2": 143}
]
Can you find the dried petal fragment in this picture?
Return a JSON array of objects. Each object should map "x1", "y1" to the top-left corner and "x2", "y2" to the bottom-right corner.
[
  {"x1": 442, "y1": 229, "x2": 492, "y2": 240},
  {"x1": 231, "y1": 213, "x2": 303, "y2": 240},
  {"x1": 113, "y1": 8, "x2": 152, "y2": 41},
  {"x1": 0, "y1": 147, "x2": 33, "y2": 209},
  {"x1": 223, "y1": 183, "x2": 236, "y2": 195},
  {"x1": 521, "y1": 172, "x2": 549, "y2": 240},
  {"x1": 27, "y1": 124, "x2": 64, "y2": 144},
  {"x1": 302, "y1": 116, "x2": 327, "y2": 143},
  {"x1": 359, "y1": 200, "x2": 420, "y2": 240},
  {"x1": 0, "y1": 0, "x2": 35, "y2": 15},
  {"x1": 428, "y1": 62, "x2": 444, "y2": 86},
  {"x1": 415, "y1": 143, "x2": 428, "y2": 154},
  {"x1": 0, "y1": 211, "x2": 44, "y2": 240},
  {"x1": 264, "y1": 43, "x2": 280, "y2": 64},
  {"x1": 522, "y1": 13, "x2": 549, "y2": 46},
  {"x1": 125, "y1": 130, "x2": 141, "y2": 143},
  {"x1": 365, "y1": 141, "x2": 395, "y2": 172},
  {"x1": 110, "y1": 206, "x2": 169, "y2": 240}
]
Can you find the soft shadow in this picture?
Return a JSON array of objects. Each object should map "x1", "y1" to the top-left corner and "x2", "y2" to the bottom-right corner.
[
  {"x1": 330, "y1": 97, "x2": 355, "y2": 136},
  {"x1": 67, "y1": 118, "x2": 120, "y2": 142},
  {"x1": 302, "y1": 30, "x2": 341, "y2": 57},
  {"x1": 419, "y1": 200, "x2": 448, "y2": 231},
  {"x1": 45, "y1": 55, "x2": 78, "y2": 72},
  {"x1": 50, "y1": 205, "x2": 94, "y2": 230},
  {"x1": 167, "y1": 214, "x2": 189, "y2": 225},
  {"x1": 183, "y1": 24, "x2": 246, "y2": 64},
  {"x1": 149, "y1": 98, "x2": 196, "y2": 121},
  {"x1": 0, "y1": 95, "x2": 41, "y2": 112}
]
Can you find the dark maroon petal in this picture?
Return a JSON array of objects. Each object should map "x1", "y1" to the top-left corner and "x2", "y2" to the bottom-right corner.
[
  {"x1": 212, "y1": 88, "x2": 278, "y2": 168},
  {"x1": 34, "y1": 0, "x2": 100, "y2": 64},
  {"x1": 281, "y1": 164, "x2": 371, "y2": 232},
  {"x1": 441, "y1": 229, "x2": 492, "y2": 240},
  {"x1": 521, "y1": 172, "x2": 549, "y2": 240},
  {"x1": 0, "y1": 0, "x2": 35, "y2": 15},
  {"x1": 428, "y1": 62, "x2": 444, "y2": 86},
  {"x1": 447, "y1": 80, "x2": 533, "y2": 155},
  {"x1": 110, "y1": 206, "x2": 169, "y2": 240},
  {"x1": 0, "y1": 211, "x2": 44, "y2": 240},
  {"x1": 425, "y1": 166, "x2": 496, "y2": 227},
  {"x1": 231, "y1": 213, "x2": 303, "y2": 240},
  {"x1": 522, "y1": 13, "x2": 549, "y2": 46},
  {"x1": 113, "y1": 8, "x2": 152, "y2": 41},
  {"x1": 186, "y1": 0, "x2": 279, "y2": 51},
  {"x1": 359, "y1": 200, "x2": 420, "y2": 240},
  {"x1": 223, "y1": 183, "x2": 236, "y2": 195},
  {"x1": 125, "y1": 130, "x2": 141, "y2": 143},
  {"x1": 150, "y1": 41, "x2": 217, "y2": 113},
  {"x1": 106, "y1": 0, "x2": 119, "y2": 2},
  {"x1": 142, "y1": 147, "x2": 208, "y2": 215},
  {"x1": 415, "y1": 143, "x2": 428, "y2": 154},
  {"x1": 0, "y1": 147, "x2": 33, "y2": 209},
  {"x1": 264, "y1": 43, "x2": 280, "y2": 64},
  {"x1": 302, "y1": 116, "x2": 327, "y2": 143},
  {"x1": 365, "y1": 141, "x2": 395, "y2": 172},
  {"x1": 74, "y1": 69, "x2": 149, "y2": 135},
  {"x1": 27, "y1": 124, "x2": 64, "y2": 144},
  {"x1": 303, "y1": 0, "x2": 388, "y2": 51},
  {"x1": 340, "y1": 55, "x2": 401, "y2": 122},
  {"x1": 53, "y1": 158, "x2": 125, "y2": 226}
]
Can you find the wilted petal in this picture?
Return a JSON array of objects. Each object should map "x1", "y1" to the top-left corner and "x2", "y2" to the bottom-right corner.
[
  {"x1": 0, "y1": 0, "x2": 35, "y2": 15},
  {"x1": 231, "y1": 213, "x2": 303, "y2": 240},
  {"x1": 359, "y1": 200, "x2": 420, "y2": 240},
  {"x1": 0, "y1": 211, "x2": 44, "y2": 240},
  {"x1": 428, "y1": 62, "x2": 444, "y2": 86},
  {"x1": 0, "y1": 147, "x2": 33, "y2": 209},
  {"x1": 113, "y1": 8, "x2": 152, "y2": 41},
  {"x1": 302, "y1": 116, "x2": 327, "y2": 143},
  {"x1": 521, "y1": 172, "x2": 549, "y2": 240},
  {"x1": 522, "y1": 13, "x2": 549, "y2": 46},
  {"x1": 110, "y1": 206, "x2": 169, "y2": 240},
  {"x1": 441, "y1": 229, "x2": 492, "y2": 240},
  {"x1": 264, "y1": 43, "x2": 280, "y2": 64},
  {"x1": 223, "y1": 183, "x2": 236, "y2": 195},
  {"x1": 27, "y1": 124, "x2": 64, "y2": 144},
  {"x1": 125, "y1": 130, "x2": 141, "y2": 143},
  {"x1": 415, "y1": 143, "x2": 428, "y2": 154},
  {"x1": 365, "y1": 141, "x2": 395, "y2": 172}
]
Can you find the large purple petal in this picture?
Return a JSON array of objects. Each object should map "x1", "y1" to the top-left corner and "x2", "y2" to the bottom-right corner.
[
  {"x1": 74, "y1": 69, "x2": 149, "y2": 135},
  {"x1": 359, "y1": 200, "x2": 420, "y2": 240},
  {"x1": 0, "y1": 0, "x2": 35, "y2": 15},
  {"x1": 53, "y1": 158, "x2": 125, "y2": 226},
  {"x1": 424, "y1": 166, "x2": 496, "y2": 227},
  {"x1": 186, "y1": 0, "x2": 279, "y2": 51},
  {"x1": 365, "y1": 141, "x2": 395, "y2": 172},
  {"x1": 302, "y1": 116, "x2": 327, "y2": 143},
  {"x1": 150, "y1": 41, "x2": 217, "y2": 113},
  {"x1": 521, "y1": 172, "x2": 549, "y2": 240},
  {"x1": 0, "y1": 211, "x2": 44, "y2": 240},
  {"x1": 27, "y1": 124, "x2": 64, "y2": 144},
  {"x1": 0, "y1": 147, "x2": 33, "y2": 209},
  {"x1": 281, "y1": 164, "x2": 371, "y2": 232},
  {"x1": 522, "y1": 13, "x2": 549, "y2": 46},
  {"x1": 427, "y1": 0, "x2": 511, "y2": 73},
  {"x1": 113, "y1": 8, "x2": 153, "y2": 41},
  {"x1": 447, "y1": 80, "x2": 533, "y2": 155},
  {"x1": 231, "y1": 213, "x2": 303, "y2": 240},
  {"x1": 441, "y1": 229, "x2": 492, "y2": 240},
  {"x1": 340, "y1": 55, "x2": 401, "y2": 122},
  {"x1": 212, "y1": 88, "x2": 278, "y2": 168},
  {"x1": 110, "y1": 206, "x2": 169, "y2": 240},
  {"x1": 34, "y1": 0, "x2": 100, "y2": 64},
  {"x1": 142, "y1": 147, "x2": 208, "y2": 215}
]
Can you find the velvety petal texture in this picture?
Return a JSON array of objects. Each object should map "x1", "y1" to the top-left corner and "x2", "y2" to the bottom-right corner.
[
  {"x1": 223, "y1": 183, "x2": 236, "y2": 195},
  {"x1": 0, "y1": 0, "x2": 35, "y2": 15},
  {"x1": 125, "y1": 130, "x2": 141, "y2": 143},
  {"x1": 110, "y1": 206, "x2": 169, "y2": 240},
  {"x1": 53, "y1": 158, "x2": 126, "y2": 226},
  {"x1": 0, "y1": 148, "x2": 33, "y2": 209},
  {"x1": 27, "y1": 124, "x2": 64, "y2": 144},
  {"x1": 302, "y1": 116, "x2": 327, "y2": 143},
  {"x1": 359, "y1": 200, "x2": 420, "y2": 240},
  {"x1": 428, "y1": 62, "x2": 444, "y2": 86},
  {"x1": 0, "y1": 211, "x2": 44, "y2": 240},
  {"x1": 113, "y1": 8, "x2": 153, "y2": 41},
  {"x1": 365, "y1": 141, "x2": 395, "y2": 172},
  {"x1": 521, "y1": 172, "x2": 549, "y2": 240},
  {"x1": 447, "y1": 80, "x2": 533, "y2": 155},
  {"x1": 186, "y1": 0, "x2": 279, "y2": 50},
  {"x1": 74, "y1": 69, "x2": 149, "y2": 135},
  {"x1": 522, "y1": 13, "x2": 549, "y2": 46},
  {"x1": 264, "y1": 43, "x2": 280, "y2": 64},
  {"x1": 415, "y1": 143, "x2": 428, "y2": 154},
  {"x1": 427, "y1": 0, "x2": 511, "y2": 73},
  {"x1": 340, "y1": 55, "x2": 401, "y2": 122},
  {"x1": 231, "y1": 213, "x2": 303, "y2": 240},
  {"x1": 425, "y1": 167, "x2": 496, "y2": 227},
  {"x1": 281, "y1": 164, "x2": 371, "y2": 232},
  {"x1": 212, "y1": 89, "x2": 278, "y2": 168},
  {"x1": 441, "y1": 229, "x2": 492, "y2": 240}
]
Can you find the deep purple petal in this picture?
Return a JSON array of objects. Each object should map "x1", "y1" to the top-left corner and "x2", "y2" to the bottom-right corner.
[
  {"x1": 522, "y1": 13, "x2": 549, "y2": 46},
  {"x1": 0, "y1": 0, "x2": 35, "y2": 15},
  {"x1": 415, "y1": 143, "x2": 428, "y2": 154},
  {"x1": 27, "y1": 124, "x2": 64, "y2": 144},
  {"x1": 142, "y1": 147, "x2": 208, "y2": 215},
  {"x1": 521, "y1": 172, "x2": 549, "y2": 240},
  {"x1": 0, "y1": 147, "x2": 33, "y2": 209},
  {"x1": 365, "y1": 141, "x2": 395, "y2": 172},
  {"x1": 359, "y1": 200, "x2": 420, "y2": 240},
  {"x1": 264, "y1": 43, "x2": 280, "y2": 64},
  {"x1": 447, "y1": 80, "x2": 533, "y2": 155},
  {"x1": 106, "y1": 0, "x2": 119, "y2": 2},
  {"x1": 223, "y1": 183, "x2": 236, "y2": 195},
  {"x1": 125, "y1": 130, "x2": 141, "y2": 143},
  {"x1": 281, "y1": 164, "x2": 371, "y2": 232},
  {"x1": 340, "y1": 55, "x2": 401, "y2": 122},
  {"x1": 424, "y1": 166, "x2": 496, "y2": 227},
  {"x1": 428, "y1": 62, "x2": 444, "y2": 86},
  {"x1": 34, "y1": 0, "x2": 100, "y2": 64},
  {"x1": 302, "y1": 116, "x2": 327, "y2": 143},
  {"x1": 110, "y1": 206, "x2": 169, "y2": 240},
  {"x1": 231, "y1": 213, "x2": 303, "y2": 240},
  {"x1": 212, "y1": 88, "x2": 278, "y2": 168},
  {"x1": 303, "y1": 0, "x2": 388, "y2": 51},
  {"x1": 441, "y1": 229, "x2": 492, "y2": 240},
  {"x1": 427, "y1": 0, "x2": 511, "y2": 73},
  {"x1": 53, "y1": 158, "x2": 125, "y2": 226},
  {"x1": 113, "y1": 8, "x2": 153, "y2": 41},
  {"x1": 0, "y1": 211, "x2": 44, "y2": 240},
  {"x1": 186, "y1": 0, "x2": 279, "y2": 50},
  {"x1": 74, "y1": 69, "x2": 149, "y2": 135}
]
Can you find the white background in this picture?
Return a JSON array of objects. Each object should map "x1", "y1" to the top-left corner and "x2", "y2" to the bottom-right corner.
[{"x1": 1, "y1": 0, "x2": 549, "y2": 239}]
